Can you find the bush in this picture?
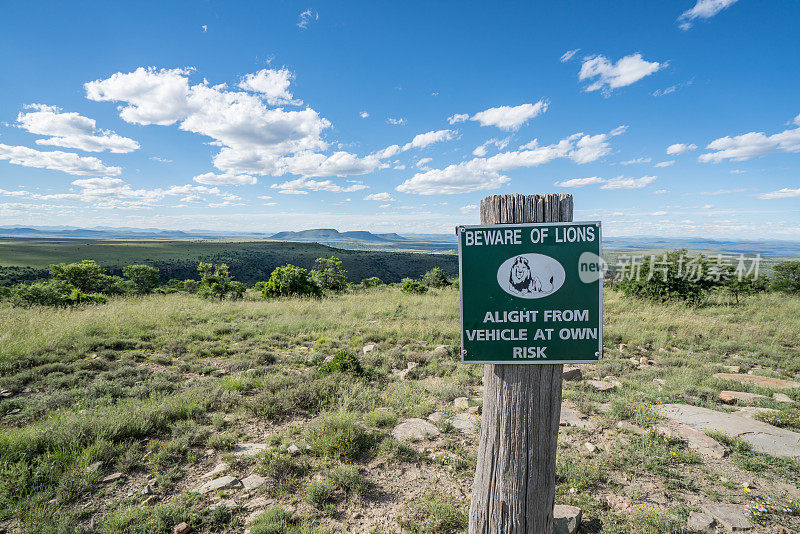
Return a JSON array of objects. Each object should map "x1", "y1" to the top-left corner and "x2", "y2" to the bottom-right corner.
[
  {"x1": 310, "y1": 257, "x2": 348, "y2": 292},
  {"x1": 249, "y1": 506, "x2": 296, "y2": 534},
  {"x1": 123, "y1": 265, "x2": 160, "y2": 294},
  {"x1": 361, "y1": 276, "x2": 384, "y2": 288},
  {"x1": 11, "y1": 280, "x2": 106, "y2": 307},
  {"x1": 306, "y1": 413, "x2": 369, "y2": 460},
  {"x1": 401, "y1": 278, "x2": 428, "y2": 294},
  {"x1": 327, "y1": 464, "x2": 368, "y2": 496},
  {"x1": 197, "y1": 263, "x2": 242, "y2": 300},
  {"x1": 305, "y1": 479, "x2": 336, "y2": 509},
  {"x1": 772, "y1": 261, "x2": 800, "y2": 293},
  {"x1": 318, "y1": 350, "x2": 364, "y2": 377},
  {"x1": 400, "y1": 493, "x2": 468, "y2": 534},
  {"x1": 263, "y1": 265, "x2": 322, "y2": 298},
  {"x1": 616, "y1": 249, "x2": 722, "y2": 304},
  {"x1": 49, "y1": 260, "x2": 106, "y2": 293},
  {"x1": 421, "y1": 267, "x2": 450, "y2": 288}
]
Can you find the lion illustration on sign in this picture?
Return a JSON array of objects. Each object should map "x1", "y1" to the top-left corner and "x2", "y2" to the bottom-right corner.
[{"x1": 507, "y1": 255, "x2": 554, "y2": 296}]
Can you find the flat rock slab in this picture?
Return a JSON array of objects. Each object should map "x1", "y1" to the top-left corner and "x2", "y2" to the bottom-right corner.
[
  {"x1": 451, "y1": 412, "x2": 480, "y2": 435},
  {"x1": 736, "y1": 407, "x2": 779, "y2": 420},
  {"x1": 392, "y1": 418, "x2": 440, "y2": 441},
  {"x1": 713, "y1": 373, "x2": 800, "y2": 390},
  {"x1": 773, "y1": 393, "x2": 794, "y2": 403},
  {"x1": 241, "y1": 474, "x2": 267, "y2": 490},
  {"x1": 562, "y1": 368, "x2": 583, "y2": 381},
  {"x1": 233, "y1": 443, "x2": 267, "y2": 457},
  {"x1": 657, "y1": 404, "x2": 800, "y2": 458},
  {"x1": 560, "y1": 407, "x2": 595, "y2": 429},
  {"x1": 553, "y1": 504, "x2": 582, "y2": 534},
  {"x1": 200, "y1": 463, "x2": 228, "y2": 479},
  {"x1": 655, "y1": 420, "x2": 726, "y2": 458},
  {"x1": 687, "y1": 511, "x2": 716, "y2": 533},
  {"x1": 719, "y1": 390, "x2": 768, "y2": 404},
  {"x1": 702, "y1": 503, "x2": 753, "y2": 531},
  {"x1": 616, "y1": 421, "x2": 648, "y2": 436},
  {"x1": 587, "y1": 380, "x2": 615, "y2": 392},
  {"x1": 195, "y1": 475, "x2": 241, "y2": 494}
]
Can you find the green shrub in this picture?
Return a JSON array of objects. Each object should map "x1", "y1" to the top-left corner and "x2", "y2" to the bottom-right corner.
[
  {"x1": 249, "y1": 506, "x2": 296, "y2": 534},
  {"x1": 263, "y1": 265, "x2": 322, "y2": 298},
  {"x1": 49, "y1": 260, "x2": 106, "y2": 293},
  {"x1": 327, "y1": 464, "x2": 368, "y2": 496},
  {"x1": 123, "y1": 265, "x2": 160, "y2": 294},
  {"x1": 305, "y1": 413, "x2": 369, "y2": 460},
  {"x1": 310, "y1": 257, "x2": 348, "y2": 292},
  {"x1": 318, "y1": 350, "x2": 364, "y2": 377},
  {"x1": 364, "y1": 408, "x2": 397, "y2": 428},
  {"x1": 401, "y1": 279, "x2": 428, "y2": 294},
  {"x1": 772, "y1": 261, "x2": 800, "y2": 293},
  {"x1": 361, "y1": 276, "x2": 384, "y2": 288},
  {"x1": 421, "y1": 267, "x2": 450, "y2": 288},
  {"x1": 254, "y1": 450, "x2": 304, "y2": 483},
  {"x1": 305, "y1": 479, "x2": 336, "y2": 509},
  {"x1": 11, "y1": 280, "x2": 106, "y2": 307},
  {"x1": 197, "y1": 263, "x2": 241, "y2": 300},
  {"x1": 400, "y1": 493, "x2": 467, "y2": 534},
  {"x1": 616, "y1": 249, "x2": 722, "y2": 304}
]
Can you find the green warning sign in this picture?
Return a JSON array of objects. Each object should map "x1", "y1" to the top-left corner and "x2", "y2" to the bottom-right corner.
[{"x1": 458, "y1": 221, "x2": 603, "y2": 364}]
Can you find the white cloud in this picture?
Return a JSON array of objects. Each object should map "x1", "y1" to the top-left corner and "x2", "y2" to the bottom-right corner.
[
  {"x1": 448, "y1": 113, "x2": 469, "y2": 125},
  {"x1": 0, "y1": 144, "x2": 121, "y2": 176},
  {"x1": 473, "y1": 137, "x2": 510, "y2": 157},
  {"x1": 653, "y1": 189, "x2": 669, "y2": 194},
  {"x1": 655, "y1": 160, "x2": 675, "y2": 167},
  {"x1": 238, "y1": 69, "x2": 301, "y2": 105},
  {"x1": 416, "y1": 157, "x2": 432, "y2": 168},
  {"x1": 149, "y1": 156, "x2": 172, "y2": 163},
  {"x1": 364, "y1": 192, "x2": 394, "y2": 201},
  {"x1": 202, "y1": 25, "x2": 207, "y2": 32},
  {"x1": 396, "y1": 126, "x2": 622, "y2": 195},
  {"x1": 460, "y1": 204, "x2": 478, "y2": 214},
  {"x1": 297, "y1": 9, "x2": 318, "y2": 29},
  {"x1": 554, "y1": 176, "x2": 604, "y2": 188},
  {"x1": 652, "y1": 81, "x2": 692, "y2": 97},
  {"x1": 470, "y1": 101, "x2": 548, "y2": 131},
  {"x1": 701, "y1": 188, "x2": 746, "y2": 195},
  {"x1": 600, "y1": 175, "x2": 657, "y2": 189},
  {"x1": 699, "y1": 115, "x2": 800, "y2": 162},
  {"x1": 386, "y1": 117, "x2": 407, "y2": 125},
  {"x1": 579, "y1": 53, "x2": 665, "y2": 93},
  {"x1": 16, "y1": 104, "x2": 139, "y2": 153},
  {"x1": 652, "y1": 211, "x2": 668, "y2": 216},
  {"x1": 678, "y1": 0, "x2": 739, "y2": 30},
  {"x1": 759, "y1": 188, "x2": 800, "y2": 200},
  {"x1": 560, "y1": 49, "x2": 580, "y2": 63},
  {"x1": 360, "y1": 111, "x2": 369, "y2": 118},
  {"x1": 620, "y1": 156, "x2": 651, "y2": 165},
  {"x1": 666, "y1": 143, "x2": 698, "y2": 155},
  {"x1": 401, "y1": 129, "x2": 456, "y2": 151},
  {"x1": 271, "y1": 177, "x2": 368, "y2": 194},
  {"x1": 193, "y1": 172, "x2": 257, "y2": 185}
]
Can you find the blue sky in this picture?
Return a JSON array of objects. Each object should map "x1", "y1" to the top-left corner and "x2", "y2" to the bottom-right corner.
[{"x1": 0, "y1": 0, "x2": 798, "y2": 238}]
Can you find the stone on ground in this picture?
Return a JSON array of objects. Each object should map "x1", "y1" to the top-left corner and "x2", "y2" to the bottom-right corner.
[
  {"x1": 721, "y1": 365, "x2": 741, "y2": 373},
  {"x1": 587, "y1": 380, "x2": 615, "y2": 392},
  {"x1": 433, "y1": 345, "x2": 449, "y2": 356},
  {"x1": 363, "y1": 344, "x2": 375, "y2": 354},
  {"x1": 736, "y1": 406, "x2": 779, "y2": 420},
  {"x1": 553, "y1": 504, "x2": 582, "y2": 534},
  {"x1": 657, "y1": 404, "x2": 800, "y2": 458},
  {"x1": 560, "y1": 406, "x2": 595, "y2": 429},
  {"x1": 655, "y1": 419, "x2": 726, "y2": 458},
  {"x1": 241, "y1": 474, "x2": 267, "y2": 490},
  {"x1": 200, "y1": 462, "x2": 228, "y2": 479},
  {"x1": 616, "y1": 421, "x2": 648, "y2": 436},
  {"x1": 562, "y1": 367, "x2": 582, "y2": 381},
  {"x1": 687, "y1": 511, "x2": 716, "y2": 533},
  {"x1": 173, "y1": 522, "x2": 190, "y2": 534},
  {"x1": 195, "y1": 475, "x2": 241, "y2": 494},
  {"x1": 101, "y1": 472, "x2": 124, "y2": 483},
  {"x1": 233, "y1": 443, "x2": 267, "y2": 457},
  {"x1": 453, "y1": 397, "x2": 469, "y2": 411},
  {"x1": 244, "y1": 496, "x2": 274, "y2": 511},
  {"x1": 392, "y1": 418, "x2": 440, "y2": 441},
  {"x1": 451, "y1": 412, "x2": 480, "y2": 435},
  {"x1": 718, "y1": 390, "x2": 768, "y2": 404},
  {"x1": 702, "y1": 503, "x2": 753, "y2": 531},
  {"x1": 713, "y1": 373, "x2": 800, "y2": 390},
  {"x1": 287, "y1": 444, "x2": 300, "y2": 455},
  {"x1": 773, "y1": 392, "x2": 794, "y2": 403}
]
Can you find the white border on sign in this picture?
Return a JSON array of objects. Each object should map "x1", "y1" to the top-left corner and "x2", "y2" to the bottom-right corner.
[{"x1": 457, "y1": 220, "x2": 603, "y2": 365}]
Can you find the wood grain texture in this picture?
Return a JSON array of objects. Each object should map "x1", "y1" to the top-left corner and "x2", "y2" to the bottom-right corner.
[{"x1": 469, "y1": 194, "x2": 573, "y2": 534}]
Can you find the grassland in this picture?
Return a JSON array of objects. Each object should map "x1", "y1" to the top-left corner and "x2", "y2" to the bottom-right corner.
[{"x1": 1, "y1": 288, "x2": 799, "y2": 533}]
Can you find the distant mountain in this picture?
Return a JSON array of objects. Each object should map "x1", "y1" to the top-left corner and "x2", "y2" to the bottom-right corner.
[{"x1": 269, "y1": 229, "x2": 396, "y2": 243}]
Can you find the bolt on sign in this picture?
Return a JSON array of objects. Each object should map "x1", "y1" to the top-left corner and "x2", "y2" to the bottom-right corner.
[{"x1": 458, "y1": 221, "x2": 603, "y2": 364}]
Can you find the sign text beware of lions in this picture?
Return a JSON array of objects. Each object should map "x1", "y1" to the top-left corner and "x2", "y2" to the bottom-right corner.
[{"x1": 458, "y1": 221, "x2": 603, "y2": 364}]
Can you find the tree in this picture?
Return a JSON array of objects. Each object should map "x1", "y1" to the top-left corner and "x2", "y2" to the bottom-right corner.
[
  {"x1": 263, "y1": 265, "x2": 322, "y2": 298},
  {"x1": 197, "y1": 262, "x2": 238, "y2": 300},
  {"x1": 401, "y1": 278, "x2": 428, "y2": 294},
  {"x1": 771, "y1": 261, "x2": 800, "y2": 293},
  {"x1": 310, "y1": 257, "x2": 348, "y2": 292},
  {"x1": 421, "y1": 267, "x2": 450, "y2": 288},
  {"x1": 123, "y1": 265, "x2": 160, "y2": 294},
  {"x1": 49, "y1": 260, "x2": 106, "y2": 293},
  {"x1": 361, "y1": 277, "x2": 384, "y2": 288},
  {"x1": 11, "y1": 280, "x2": 106, "y2": 307},
  {"x1": 616, "y1": 249, "x2": 723, "y2": 304}
]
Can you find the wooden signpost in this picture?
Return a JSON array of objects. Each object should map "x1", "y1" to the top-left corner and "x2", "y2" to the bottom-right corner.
[{"x1": 460, "y1": 193, "x2": 602, "y2": 533}]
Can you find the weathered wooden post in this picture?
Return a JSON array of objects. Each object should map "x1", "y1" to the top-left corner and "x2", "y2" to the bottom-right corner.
[{"x1": 467, "y1": 193, "x2": 575, "y2": 533}]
